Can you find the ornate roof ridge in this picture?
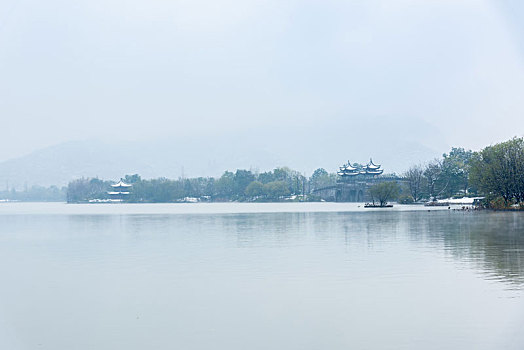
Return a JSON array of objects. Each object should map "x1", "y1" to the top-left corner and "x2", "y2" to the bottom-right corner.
[{"x1": 111, "y1": 180, "x2": 132, "y2": 187}]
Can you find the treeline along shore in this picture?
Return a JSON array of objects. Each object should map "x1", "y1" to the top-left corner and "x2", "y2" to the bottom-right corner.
[{"x1": 2, "y1": 137, "x2": 524, "y2": 209}]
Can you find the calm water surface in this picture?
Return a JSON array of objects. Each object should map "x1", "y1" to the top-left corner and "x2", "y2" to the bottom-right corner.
[{"x1": 0, "y1": 203, "x2": 523, "y2": 349}]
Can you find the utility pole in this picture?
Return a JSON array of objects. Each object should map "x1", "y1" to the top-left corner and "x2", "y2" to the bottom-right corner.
[{"x1": 302, "y1": 172, "x2": 306, "y2": 201}]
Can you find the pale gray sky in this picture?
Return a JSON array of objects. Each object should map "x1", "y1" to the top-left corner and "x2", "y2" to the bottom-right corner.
[{"x1": 1, "y1": 0, "x2": 523, "y2": 162}]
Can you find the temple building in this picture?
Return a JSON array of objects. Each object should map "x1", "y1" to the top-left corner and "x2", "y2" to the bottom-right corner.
[
  {"x1": 337, "y1": 158, "x2": 384, "y2": 180},
  {"x1": 108, "y1": 180, "x2": 132, "y2": 201},
  {"x1": 334, "y1": 158, "x2": 385, "y2": 201},
  {"x1": 312, "y1": 158, "x2": 402, "y2": 202},
  {"x1": 362, "y1": 159, "x2": 384, "y2": 175}
]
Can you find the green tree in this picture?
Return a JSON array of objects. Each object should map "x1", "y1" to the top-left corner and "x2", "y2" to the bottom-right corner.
[
  {"x1": 369, "y1": 181, "x2": 400, "y2": 206},
  {"x1": 470, "y1": 137, "x2": 524, "y2": 204},
  {"x1": 289, "y1": 170, "x2": 306, "y2": 196},
  {"x1": 258, "y1": 171, "x2": 275, "y2": 184},
  {"x1": 234, "y1": 170, "x2": 255, "y2": 198},
  {"x1": 124, "y1": 174, "x2": 142, "y2": 184},
  {"x1": 310, "y1": 168, "x2": 336, "y2": 191},
  {"x1": 245, "y1": 181, "x2": 265, "y2": 198},
  {"x1": 264, "y1": 181, "x2": 290, "y2": 200},
  {"x1": 311, "y1": 168, "x2": 328, "y2": 179},
  {"x1": 424, "y1": 159, "x2": 446, "y2": 201},
  {"x1": 215, "y1": 171, "x2": 235, "y2": 199},
  {"x1": 66, "y1": 178, "x2": 110, "y2": 203},
  {"x1": 441, "y1": 147, "x2": 474, "y2": 197}
]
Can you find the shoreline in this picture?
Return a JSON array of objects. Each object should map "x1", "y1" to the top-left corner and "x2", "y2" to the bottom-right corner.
[{"x1": 0, "y1": 201, "x2": 507, "y2": 216}]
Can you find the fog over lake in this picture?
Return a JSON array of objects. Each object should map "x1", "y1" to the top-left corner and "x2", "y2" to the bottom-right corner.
[
  {"x1": 2, "y1": 0, "x2": 524, "y2": 178},
  {"x1": 2, "y1": 0, "x2": 524, "y2": 348},
  {"x1": 1, "y1": 203, "x2": 523, "y2": 349}
]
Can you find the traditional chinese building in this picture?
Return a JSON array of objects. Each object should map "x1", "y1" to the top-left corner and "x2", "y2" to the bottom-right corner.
[
  {"x1": 337, "y1": 159, "x2": 384, "y2": 180},
  {"x1": 108, "y1": 180, "x2": 132, "y2": 202},
  {"x1": 312, "y1": 158, "x2": 396, "y2": 202}
]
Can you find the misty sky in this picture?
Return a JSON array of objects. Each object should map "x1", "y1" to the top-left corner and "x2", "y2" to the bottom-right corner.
[{"x1": 1, "y1": 0, "x2": 524, "y2": 162}]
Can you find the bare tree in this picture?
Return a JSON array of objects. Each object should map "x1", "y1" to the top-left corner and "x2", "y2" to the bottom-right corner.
[
  {"x1": 403, "y1": 164, "x2": 424, "y2": 202},
  {"x1": 424, "y1": 159, "x2": 449, "y2": 201}
]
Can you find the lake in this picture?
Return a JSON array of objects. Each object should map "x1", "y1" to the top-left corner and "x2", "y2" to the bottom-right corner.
[{"x1": 0, "y1": 203, "x2": 523, "y2": 349}]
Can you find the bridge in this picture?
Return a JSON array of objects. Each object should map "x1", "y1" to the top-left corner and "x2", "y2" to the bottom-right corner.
[
  {"x1": 312, "y1": 159, "x2": 406, "y2": 202},
  {"x1": 312, "y1": 175, "x2": 405, "y2": 202}
]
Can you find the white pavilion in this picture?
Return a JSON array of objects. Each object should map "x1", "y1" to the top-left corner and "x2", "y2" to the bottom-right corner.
[{"x1": 108, "y1": 180, "x2": 132, "y2": 201}]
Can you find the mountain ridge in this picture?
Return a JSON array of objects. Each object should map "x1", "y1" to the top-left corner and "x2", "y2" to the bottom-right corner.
[{"x1": 0, "y1": 118, "x2": 448, "y2": 188}]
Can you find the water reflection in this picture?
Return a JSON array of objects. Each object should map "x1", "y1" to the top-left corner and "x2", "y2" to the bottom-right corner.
[
  {"x1": 216, "y1": 211, "x2": 523, "y2": 287},
  {"x1": 7, "y1": 210, "x2": 524, "y2": 288},
  {"x1": 1, "y1": 209, "x2": 523, "y2": 349},
  {"x1": 434, "y1": 212, "x2": 524, "y2": 287}
]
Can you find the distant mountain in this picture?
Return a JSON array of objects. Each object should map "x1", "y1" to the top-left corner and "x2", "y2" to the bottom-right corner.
[{"x1": 0, "y1": 117, "x2": 448, "y2": 188}]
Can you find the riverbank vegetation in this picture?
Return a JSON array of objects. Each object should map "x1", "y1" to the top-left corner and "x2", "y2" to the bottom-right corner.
[
  {"x1": 402, "y1": 138, "x2": 524, "y2": 209},
  {"x1": 2, "y1": 137, "x2": 522, "y2": 208},
  {"x1": 403, "y1": 147, "x2": 476, "y2": 202},
  {"x1": 0, "y1": 185, "x2": 66, "y2": 202},
  {"x1": 470, "y1": 138, "x2": 524, "y2": 209},
  {"x1": 67, "y1": 167, "x2": 326, "y2": 203},
  {"x1": 62, "y1": 136, "x2": 524, "y2": 207}
]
